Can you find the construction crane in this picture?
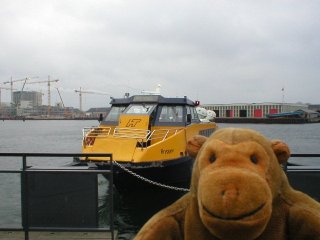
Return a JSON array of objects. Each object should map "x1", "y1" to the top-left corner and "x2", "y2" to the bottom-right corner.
[
  {"x1": 56, "y1": 87, "x2": 71, "y2": 117},
  {"x1": 56, "y1": 87, "x2": 65, "y2": 109},
  {"x1": 3, "y1": 76, "x2": 38, "y2": 105},
  {"x1": 25, "y1": 76, "x2": 59, "y2": 115},
  {"x1": 74, "y1": 87, "x2": 110, "y2": 112},
  {"x1": 0, "y1": 86, "x2": 16, "y2": 108}
]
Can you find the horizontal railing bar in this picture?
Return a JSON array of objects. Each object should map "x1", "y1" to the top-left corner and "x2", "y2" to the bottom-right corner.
[
  {"x1": 25, "y1": 169, "x2": 111, "y2": 174},
  {"x1": 1, "y1": 167, "x2": 318, "y2": 174},
  {"x1": 0, "y1": 227, "x2": 111, "y2": 232},
  {"x1": 0, "y1": 153, "x2": 112, "y2": 157},
  {"x1": 0, "y1": 228, "x2": 24, "y2": 231},
  {"x1": 28, "y1": 227, "x2": 111, "y2": 232},
  {"x1": 1, "y1": 153, "x2": 319, "y2": 157},
  {"x1": 290, "y1": 154, "x2": 320, "y2": 157},
  {"x1": 287, "y1": 169, "x2": 320, "y2": 172},
  {"x1": 0, "y1": 170, "x2": 22, "y2": 173},
  {"x1": 287, "y1": 166, "x2": 320, "y2": 171}
]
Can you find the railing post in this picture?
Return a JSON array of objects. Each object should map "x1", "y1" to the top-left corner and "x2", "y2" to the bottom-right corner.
[
  {"x1": 110, "y1": 156, "x2": 114, "y2": 240},
  {"x1": 283, "y1": 161, "x2": 288, "y2": 173},
  {"x1": 21, "y1": 154, "x2": 29, "y2": 240}
]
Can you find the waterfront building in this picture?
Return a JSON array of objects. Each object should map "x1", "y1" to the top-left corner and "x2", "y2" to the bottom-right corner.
[
  {"x1": 201, "y1": 102, "x2": 308, "y2": 118},
  {"x1": 308, "y1": 104, "x2": 320, "y2": 113},
  {"x1": 86, "y1": 107, "x2": 110, "y2": 118},
  {"x1": 0, "y1": 103, "x2": 14, "y2": 117},
  {"x1": 15, "y1": 105, "x2": 80, "y2": 118},
  {"x1": 13, "y1": 91, "x2": 42, "y2": 108}
]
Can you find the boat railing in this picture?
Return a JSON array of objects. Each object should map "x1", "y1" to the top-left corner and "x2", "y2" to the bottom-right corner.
[
  {"x1": 83, "y1": 127, "x2": 112, "y2": 139},
  {"x1": 83, "y1": 126, "x2": 183, "y2": 143},
  {"x1": 113, "y1": 127, "x2": 151, "y2": 139},
  {"x1": 0, "y1": 153, "x2": 115, "y2": 240},
  {"x1": 147, "y1": 128, "x2": 183, "y2": 142}
]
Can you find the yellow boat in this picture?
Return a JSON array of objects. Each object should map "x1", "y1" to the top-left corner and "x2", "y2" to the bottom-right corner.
[{"x1": 80, "y1": 95, "x2": 217, "y2": 191}]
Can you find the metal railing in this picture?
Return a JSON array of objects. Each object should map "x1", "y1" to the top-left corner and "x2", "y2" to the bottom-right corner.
[
  {"x1": 285, "y1": 154, "x2": 320, "y2": 171},
  {"x1": 1, "y1": 152, "x2": 318, "y2": 240},
  {"x1": 83, "y1": 127, "x2": 112, "y2": 139},
  {"x1": 147, "y1": 128, "x2": 182, "y2": 141},
  {"x1": 0, "y1": 153, "x2": 114, "y2": 240},
  {"x1": 83, "y1": 126, "x2": 183, "y2": 144},
  {"x1": 113, "y1": 128, "x2": 150, "y2": 139}
]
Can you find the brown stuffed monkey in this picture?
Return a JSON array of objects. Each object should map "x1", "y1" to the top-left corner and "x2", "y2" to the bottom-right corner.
[{"x1": 135, "y1": 128, "x2": 320, "y2": 240}]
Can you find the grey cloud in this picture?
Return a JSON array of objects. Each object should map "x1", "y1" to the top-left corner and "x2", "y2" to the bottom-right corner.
[{"x1": 1, "y1": 0, "x2": 320, "y2": 110}]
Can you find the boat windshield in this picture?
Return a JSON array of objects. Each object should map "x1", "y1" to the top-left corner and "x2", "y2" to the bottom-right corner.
[
  {"x1": 125, "y1": 104, "x2": 156, "y2": 115},
  {"x1": 159, "y1": 105, "x2": 183, "y2": 122},
  {"x1": 105, "y1": 106, "x2": 126, "y2": 122}
]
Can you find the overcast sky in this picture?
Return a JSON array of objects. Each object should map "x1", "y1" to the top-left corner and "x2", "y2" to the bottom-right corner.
[{"x1": 0, "y1": 0, "x2": 319, "y2": 110}]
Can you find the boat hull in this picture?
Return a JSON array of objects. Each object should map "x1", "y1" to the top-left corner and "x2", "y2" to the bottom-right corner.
[{"x1": 99, "y1": 157, "x2": 194, "y2": 193}]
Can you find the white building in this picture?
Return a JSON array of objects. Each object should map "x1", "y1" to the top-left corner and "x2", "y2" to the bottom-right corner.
[{"x1": 201, "y1": 102, "x2": 308, "y2": 118}]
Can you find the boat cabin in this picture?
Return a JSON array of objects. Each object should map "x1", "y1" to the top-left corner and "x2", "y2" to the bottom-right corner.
[{"x1": 101, "y1": 95, "x2": 201, "y2": 128}]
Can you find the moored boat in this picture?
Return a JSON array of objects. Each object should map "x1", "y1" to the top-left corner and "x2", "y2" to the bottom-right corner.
[{"x1": 78, "y1": 94, "x2": 217, "y2": 191}]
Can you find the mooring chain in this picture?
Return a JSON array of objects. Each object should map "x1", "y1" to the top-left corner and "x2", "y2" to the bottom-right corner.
[{"x1": 112, "y1": 160, "x2": 190, "y2": 192}]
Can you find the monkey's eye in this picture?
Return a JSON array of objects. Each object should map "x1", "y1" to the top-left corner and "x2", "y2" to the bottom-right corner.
[
  {"x1": 250, "y1": 155, "x2": 258, "y2": 164},
  {"x1": 209, "y1": 154, "x2": 216, "y2": 163}
]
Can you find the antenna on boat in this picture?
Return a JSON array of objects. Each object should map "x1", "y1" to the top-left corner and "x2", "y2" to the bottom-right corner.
[
  {"x1": 141, "y1": 84, "x2": 161, "y2": 95},
  {"x1": 155, "y1": 84, "x2": 161, "y2": 94}
]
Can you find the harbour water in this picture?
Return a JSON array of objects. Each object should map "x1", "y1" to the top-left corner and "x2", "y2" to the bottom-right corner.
[{"x1": 0, "y1": 120, "x2": 320, "y2": 239}]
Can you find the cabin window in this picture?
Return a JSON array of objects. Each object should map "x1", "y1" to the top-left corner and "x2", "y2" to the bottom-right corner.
[
  {"x1": 159, "y1": 106, "x2": 183, "y2": 122},
  {"x1": 187, "y1": 106, "x2": 200, "y2": 123},
  {"x1": 105, "y1": 106, "x2": 126, "y2": 122},
  {"x1": 125, "y1": 104, "x2": 155, "y2": 115},
  {"x1": 192, "y1": 107, "x2": 200, "y2": 121}
]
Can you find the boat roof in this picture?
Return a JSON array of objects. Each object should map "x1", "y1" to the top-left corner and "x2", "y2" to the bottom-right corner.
[{"x1": 110, "y1": 95, "x2": 196, "y2": 106}]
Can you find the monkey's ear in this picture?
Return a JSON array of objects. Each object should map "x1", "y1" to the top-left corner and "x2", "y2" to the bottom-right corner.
[
  {"x1": 271, "y1": 140, "x2": 290, "y2": 164},
  {"x1": 187, "y1": 135, "x2": 208, "y2": 157}
]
